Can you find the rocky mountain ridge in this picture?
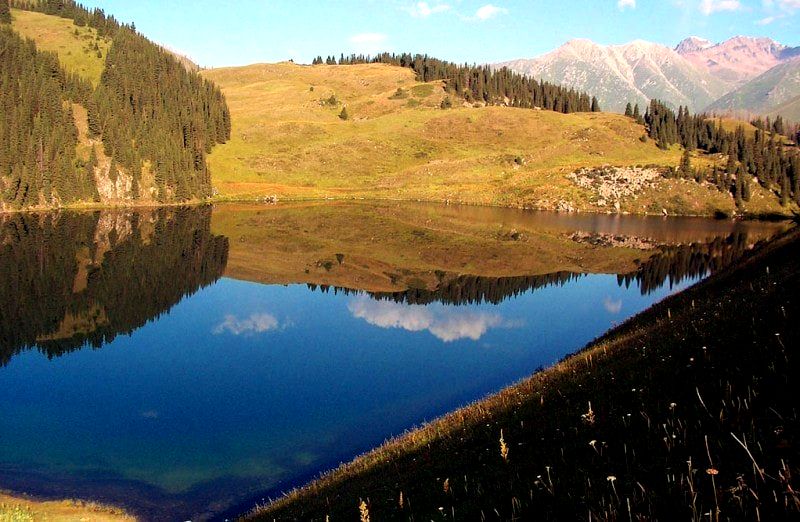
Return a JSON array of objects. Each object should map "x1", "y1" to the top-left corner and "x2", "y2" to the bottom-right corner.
[{"x1": 498, "y1": 36, "x2": 800, "y2": 119}]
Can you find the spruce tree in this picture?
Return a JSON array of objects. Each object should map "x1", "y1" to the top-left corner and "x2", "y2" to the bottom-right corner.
[
  {"x1": 624, "y1": 103, "x2": 633, "y2": 117},
  {"x1": 679, "y1": 148, "x2": 692, "y2": 178}
]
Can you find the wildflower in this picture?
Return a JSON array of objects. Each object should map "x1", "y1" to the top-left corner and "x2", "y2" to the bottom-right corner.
[
  {"x1": 706, "y1": 468, "x2": 719, "y2": 476},
  {"x1": 581, "y1": 402, "x2": 596, "y2": 425},
  {"x1": 500, "y1": 430, "x2": 509, "y2": 461},
  {"x1": 359, "y1": 500, "x2": 370, "y2": 522}
]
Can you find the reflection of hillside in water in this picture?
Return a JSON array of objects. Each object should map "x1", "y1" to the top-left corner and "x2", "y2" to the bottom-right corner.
[
  {"x1": 309, "y1": 230, "x2": 772, "y2": 305},
  {"x1": 215, "y1": 202, "x2": 789, "y2": 294},
  {"x1": 0, "y1": 207, "x2": 229, "y2": 366}
]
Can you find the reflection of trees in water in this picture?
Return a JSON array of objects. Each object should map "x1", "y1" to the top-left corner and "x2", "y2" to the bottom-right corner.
[
  {"x1": 310, "y1": 231, "x2": 761, "y2": 305},
  {"x1": 619, "y1": 231, "x2": 753, "y2": 295},
  {"x1": 0, "y1": 208, "x2": 229, "y2": 366}
]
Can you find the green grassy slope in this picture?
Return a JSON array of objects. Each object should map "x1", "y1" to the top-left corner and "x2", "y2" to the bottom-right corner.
[
  {"x1": 203, "y1": 62, "x2": 675, "y2": 206},
  {"x1": 11, "y1": 8, "x2": 110, "y2": 86},
  {"x1": 203, "y1": 62, "x2": 790, "y2": 216},
  {"x1": 250, "y1": 227, "x2": 800, "y2": 521}
]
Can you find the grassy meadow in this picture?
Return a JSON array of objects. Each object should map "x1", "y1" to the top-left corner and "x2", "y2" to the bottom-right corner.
[
  {"x1": 250, "y1": 226, "x2": 800, "y2": 521},
  {"x1": 202, "y1": 62, "x2": 791, "y2": 216}
]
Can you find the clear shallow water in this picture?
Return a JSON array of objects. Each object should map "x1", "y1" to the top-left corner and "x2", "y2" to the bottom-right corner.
[{"x1": 0, "y1": 204, "x2": 789, "y2": 520}]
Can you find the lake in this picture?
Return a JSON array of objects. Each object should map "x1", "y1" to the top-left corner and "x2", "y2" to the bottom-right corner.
[{"x1": 0, "y1": 202, "x2": 790, "y2": 520}]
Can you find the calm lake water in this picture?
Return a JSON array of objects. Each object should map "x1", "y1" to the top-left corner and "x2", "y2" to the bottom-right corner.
[{"x1": 0, "y1": 203, "x2": 790, "y2": 520}]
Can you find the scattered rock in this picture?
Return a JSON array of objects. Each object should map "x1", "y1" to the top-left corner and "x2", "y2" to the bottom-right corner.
[{"x1": 568, "y1": 166, "x2": 664, "y2": 207}]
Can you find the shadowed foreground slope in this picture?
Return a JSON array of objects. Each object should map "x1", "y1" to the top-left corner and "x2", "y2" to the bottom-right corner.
[{"x1": 249, "y1": 226, "x2": 800, "y2": 521}]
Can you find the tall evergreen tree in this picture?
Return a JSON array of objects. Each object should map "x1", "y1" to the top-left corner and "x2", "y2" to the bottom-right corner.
[{"x1": 679, "y1": 148, "x2": 692, "y2": 178}]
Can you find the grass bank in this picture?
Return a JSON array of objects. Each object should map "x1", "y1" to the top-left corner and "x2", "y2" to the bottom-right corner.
[
  {"x1": 0, "y1": 492, "x2": 132, "y2": 522},
  {"x1": 248, "y1": 225, "x2": 800, "y2": 521}
]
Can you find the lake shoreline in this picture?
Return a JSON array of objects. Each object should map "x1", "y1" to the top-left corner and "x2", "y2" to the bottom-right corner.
[
  {"x1": 0, "y1": 194, "x2": 795, "y2": 221},
  {"x1": 247, "y1": 225, "x2": 800, "y2": 520},
  {"x1": 0, "y1": 490, "x2": 133, "y2": 521}
]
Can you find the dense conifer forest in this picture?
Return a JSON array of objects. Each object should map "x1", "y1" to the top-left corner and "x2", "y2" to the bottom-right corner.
[
  {"x1": 312, "y1": 53, "x2": 601, "y2": 114},
  {"x1": 0, "y1": 207, "x2": 229, "y2": 366},
  {"x1": 634, "y1": 100, "x2": 800, "y2": 209},
  {"x1": 0, "y1": 26, "x2": 96, "y2": 206},
  {"x1": 0, "y1": 0, "x2": 231, "y2": 209}
]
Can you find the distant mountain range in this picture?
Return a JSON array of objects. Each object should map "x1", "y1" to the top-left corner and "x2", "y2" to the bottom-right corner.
[{"x1": 497, "y1": 36, "x2": 800, "y2": 120}]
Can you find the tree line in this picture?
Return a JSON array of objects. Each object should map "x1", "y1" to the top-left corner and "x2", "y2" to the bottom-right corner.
[
  {"x1": 312, "y1": 52, "x2": 601, "y2": 114},
  {"x1": 1, "y1": 0, "x2": 231, "y2": 208},
  {"x1": 633, "y1": 99, "x2": 800, "y2": 209}
]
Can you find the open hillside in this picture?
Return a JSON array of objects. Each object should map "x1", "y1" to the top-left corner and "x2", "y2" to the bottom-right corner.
[{"x1": 203, "y1": 62, "x2": 793, "y2": 217}]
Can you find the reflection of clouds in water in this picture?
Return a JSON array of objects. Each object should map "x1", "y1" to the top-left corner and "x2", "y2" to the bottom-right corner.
[
  {"x1": 213, "y1": 313, "x2": 284, "y2": 336},
  {"x1": 348, "y1": 298, "x2": 513, "y2": 342},
  {"x1": 603, "y1": 297, "x2": 623, "y2": 314}
]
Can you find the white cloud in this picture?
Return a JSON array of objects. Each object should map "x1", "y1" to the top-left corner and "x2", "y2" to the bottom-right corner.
[
  {"x1": 618, "y1": 0, "x2": 637, "y2": 9},
  {"x1": 213, "y1": 313, "x2": 283, "y2": 336},
  {"x1": 474, "y1": 4, "x2": 509, "y2": 20},
  {"x1": 348, "y1": 298, "x2": 515, "y2": 343},
  {"x1": 756, "y1": 0, "x2": 798, "y2": 25},
  {"x1": 348, "y1": 32, "x2": 389, "y2": 55},
  {"x1": 408, "y1": 2, "x2": 451, "y2": 18},
  {"x1": 699, "y1": 0, "x2": 742, "y2": 15},
  {"x1": 756, "y1": 14, "x2": 782, "y2": 23},
  {"x1": 603, "y1": 297, "x2": 623, "y2": 314}
]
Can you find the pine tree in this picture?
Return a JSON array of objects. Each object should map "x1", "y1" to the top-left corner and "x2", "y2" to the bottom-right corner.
[
  {"x1": 679, "y1": 148, "x2": 692, "y2": 178},
  {"x1": 590, "y1": 97, "x2": 599, "y2": 112},
  {"x1": 624, "y1": 103, "x2": 633, "y2": 117},
  {"x1": 339, "y1": 106, "x2": 349, "y2": 120}
]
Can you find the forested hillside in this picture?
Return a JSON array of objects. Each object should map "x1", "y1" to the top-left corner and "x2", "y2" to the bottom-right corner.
[
  {"x1": 0, "y1": 0, "x2": 230, "y2": 210},
  {"x1": 639, "y1": 100, "x2": 800, "y2": 209}
]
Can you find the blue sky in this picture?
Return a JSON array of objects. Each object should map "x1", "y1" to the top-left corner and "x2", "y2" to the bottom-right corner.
[{"x1": 76, "y1": 0, "x2": 800, "y2": 67}]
